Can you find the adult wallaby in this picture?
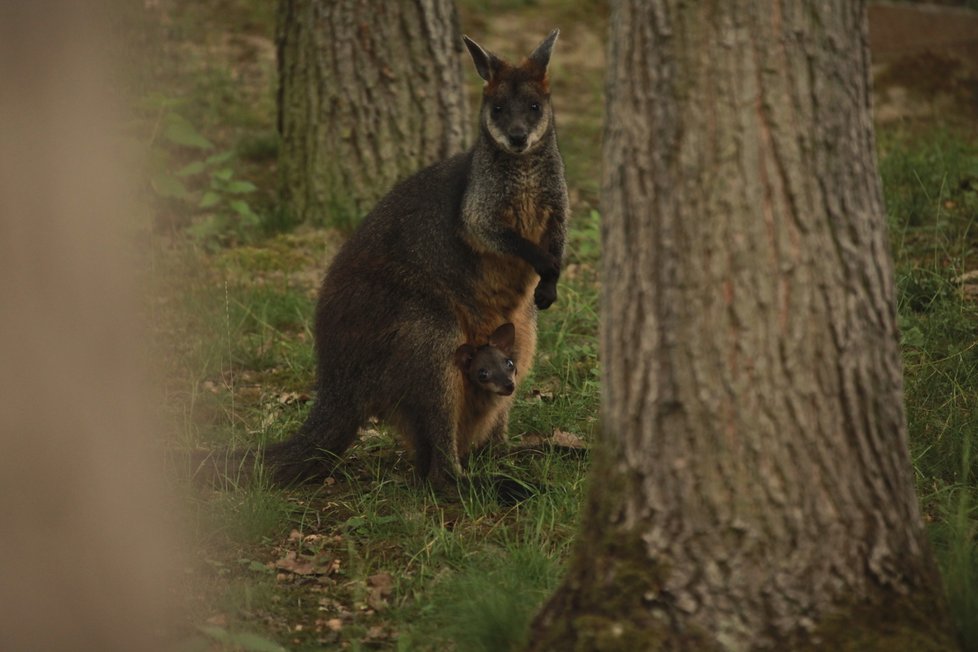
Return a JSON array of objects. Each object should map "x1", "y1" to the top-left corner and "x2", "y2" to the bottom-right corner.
[{"x1": 256, "y1": 29, "x2": 568, "y2": 489}]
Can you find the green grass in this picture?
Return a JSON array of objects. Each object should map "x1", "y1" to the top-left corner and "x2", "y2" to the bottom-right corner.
[
  {"x1": 413, "y1": 545, "x2": 562, "y2": 652},
  {"x1": 881, "y1": 122, "x2": 978, "y2": 650}
]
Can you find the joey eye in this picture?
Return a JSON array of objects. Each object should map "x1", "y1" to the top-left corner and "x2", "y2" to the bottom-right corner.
[
  {"x1": 529, "y1": 102, "x2": 540, "y2": 112},
  {"x1": 492, "y1": 105, "x2": 504, "y2": 114},
  {"x1": 478, "y1": 369, "x2": 490, "y2": 382},
  {"x1": 505, "y1": 359, "x2": 515, "y2": 371}
]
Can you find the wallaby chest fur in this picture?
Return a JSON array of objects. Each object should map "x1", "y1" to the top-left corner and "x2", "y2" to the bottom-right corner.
[
  {"x1": 460, "y1": 146, "x2": 565, "y2": 335},
  {"x1": 260, "y1": 30, "x2": 568, "y2": 488}
]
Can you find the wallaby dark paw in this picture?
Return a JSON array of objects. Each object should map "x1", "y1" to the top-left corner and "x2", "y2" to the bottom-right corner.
[
  {"x1": 543, "y1": 253, "x2": 561, "y2": 280},
  {"x1": 534, "y1": 280, "x2": 557, "y2": 309},
  {"x1": 492, "y1": 475, "x2": 545, "y2": 505},
  {"x1": 450, "y1": 473, "x2": 549, "y2": 507},
  {"x1": 457, "y1": 474, "x2": 546, "y2": 505}
]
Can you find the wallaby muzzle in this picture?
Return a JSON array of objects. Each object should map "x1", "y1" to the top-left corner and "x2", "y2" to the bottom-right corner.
[{"x1": 508, "y1": 130, "x2": 529, "y2": 151}]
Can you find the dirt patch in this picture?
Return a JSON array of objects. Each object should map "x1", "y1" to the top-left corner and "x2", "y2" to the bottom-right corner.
[{"x1": 869, "y1": 2, "x2": 978, "y2": 122}]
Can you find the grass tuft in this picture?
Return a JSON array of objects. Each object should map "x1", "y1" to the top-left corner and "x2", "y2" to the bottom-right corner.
[{"x1": 420, "y1": 545, "x2": 561, "y2": 652}]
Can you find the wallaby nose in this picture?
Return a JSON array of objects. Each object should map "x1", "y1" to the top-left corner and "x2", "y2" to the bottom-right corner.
[
  {"x1": 501, "y1": 382, "x2": 515, "y2": 396},
  {"x1": 508, "y1": 132, "x2": 528, "y2": 150}
]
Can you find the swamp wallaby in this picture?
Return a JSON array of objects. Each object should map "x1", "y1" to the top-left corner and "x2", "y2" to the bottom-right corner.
[{"x1": 254, "y1": 29, "x2": 568, "y2": 488}]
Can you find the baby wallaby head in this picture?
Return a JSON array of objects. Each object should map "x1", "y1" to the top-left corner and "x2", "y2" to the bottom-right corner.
[
  {"x1": 463, "y1": 29, "x2": 559, "y2": 155},
  {"x1": 455, "y1": 323, "x2": 517, "y2": 396}
]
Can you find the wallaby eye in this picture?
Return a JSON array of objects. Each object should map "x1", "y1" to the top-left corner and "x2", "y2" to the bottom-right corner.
[
  {"x1": 492, "y1": 105, "x2": 504, "y2": 114},
  {"x1": 478, "y1": 369, "x2": 490, "y2": 382},
  {"x1": 529, "y1": 102, "x2": 540, "y2": 112},
  {"x1": 506, "y1": 359, "x2": 515, "y2": 371}
]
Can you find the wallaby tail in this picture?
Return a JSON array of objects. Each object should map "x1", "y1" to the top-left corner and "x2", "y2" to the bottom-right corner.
[
  {"x1": 177, "y1": 438, "x2": 330, "y2": 489},
  {"x1": 259, "y1": 400, "x2": 360, "y2": 486},
  {"x1": 177, "y1": 413, "x2": 354, "y2": 489},
  {"x1": 259, "y1": 437, "x2": 339, "y2": 486}
]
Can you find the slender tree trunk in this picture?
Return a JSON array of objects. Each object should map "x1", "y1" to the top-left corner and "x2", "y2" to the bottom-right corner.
[
  {"x1": 276, "y1": 0, "x2": 467, "y2": 227},
  {"x1": 527, "y1": 1, "x2": 957, "y2": 650}
]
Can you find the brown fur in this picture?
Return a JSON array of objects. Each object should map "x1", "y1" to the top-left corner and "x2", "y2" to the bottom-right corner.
[{"x1": 485, "y1": 64, "x2": 550, "y2": 96}]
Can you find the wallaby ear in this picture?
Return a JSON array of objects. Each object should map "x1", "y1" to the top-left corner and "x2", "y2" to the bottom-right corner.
[
  {"x1": 463, "y1": 35, "x2": 500, "y2": 82},
  {"x1": 489, "y1": 323, "x2": 516, "y2": 355},
  {"x1": 455, "y1": 344, "x2": 476, "y2": 371},
  {"x1": 528, "y1": 28, "x2": 559, "y2": 74}
]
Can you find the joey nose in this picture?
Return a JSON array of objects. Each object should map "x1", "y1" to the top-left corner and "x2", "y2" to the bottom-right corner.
[{"x1": 501, "y1": 382, "x2": 515, "y2": 396}]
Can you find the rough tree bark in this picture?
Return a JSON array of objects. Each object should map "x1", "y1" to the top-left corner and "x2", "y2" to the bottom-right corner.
[
  {"x1": 527, "y1": 1, "x2": 957, "y2": 650},
  {"x1": 276, "y1": 0, "x2": 467, "y2": 227}
]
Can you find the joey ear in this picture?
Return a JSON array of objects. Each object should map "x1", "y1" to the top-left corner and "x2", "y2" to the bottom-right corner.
[
  {"x1": 488, "y1": 323, "x2": 516, "y2": 355},
  {"x1": 528, "y1": 28, "x2": 559, "y2": 73},
  {"x1": 463, "y1": 35, "x2": 499, "y2": 82},
  {"x1": 455, "y1": 344, "x2": 476, "y2": 371}
]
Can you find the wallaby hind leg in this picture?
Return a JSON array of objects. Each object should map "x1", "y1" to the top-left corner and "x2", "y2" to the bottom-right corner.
[
  {"x1": 262, "y1": 399, "x2": 360, "y2": 486},
  {"x1": 402, "y1": 399, "x2": 463, "y2": 491}
]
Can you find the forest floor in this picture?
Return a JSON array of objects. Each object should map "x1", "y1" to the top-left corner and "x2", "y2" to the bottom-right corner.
[{"x1": 130, "y1": 1, "x2": 978, "y2": 650}]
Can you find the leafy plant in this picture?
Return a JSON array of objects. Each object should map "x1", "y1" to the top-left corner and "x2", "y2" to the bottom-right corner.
[
  {"x1": 139, "y1": 92, "x2": 263, "y2": 248},
  {"x1": 180, "y1": 151, "x2": 262, "y2": 249}
]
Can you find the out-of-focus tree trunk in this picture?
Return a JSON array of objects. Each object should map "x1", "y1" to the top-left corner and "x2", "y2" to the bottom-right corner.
[{"x1": 0, "y1": 3, "x2": 176, "y2": 650}]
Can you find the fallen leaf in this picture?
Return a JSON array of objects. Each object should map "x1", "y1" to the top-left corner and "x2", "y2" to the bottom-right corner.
[
  {"x1": 205, "y1": 613, "x2": 228, "y2": 627},
  {"x1": 551, "y1": 429, "x2": 587, "y2": 449},
  {"x1": 519, "y1": 434, "x2": 547, "y2": 447},
  {"x1": 366, "y1": 572, "x2": 394, "y2": 611},
  {"x1": 360, "y1": 427, "x2": 383, "y2": 439},
  {"x1": 239, "y1": 385, "x2": 262, "y2": 400},
  {"x1": 952, "y1": 269, "x2": 978, "y2": 284},
  {"x1": 530, "y1": 388, "x2": 554, "y2": 402},
  {"x1": 278, "y1": 391, "x2": 310, "y2": 405},
  {"x1": 274, "y1": 550, "x2": 339, "y2": 577},
  {"x1": 325, "y1": 618, "x2": 343, "y2": 632}
]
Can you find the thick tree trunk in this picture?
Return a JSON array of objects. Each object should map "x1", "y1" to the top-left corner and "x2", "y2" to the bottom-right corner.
[
  {"x1": 276, "y1": 0, "x2": 467, "y2": 227},
  {"x1": 527, "y1": 2, "x2": 957, "y2": 650}
]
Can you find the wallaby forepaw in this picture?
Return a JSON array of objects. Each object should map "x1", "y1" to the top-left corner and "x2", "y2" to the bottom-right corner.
[
  {"x1": 534, "y1": 281, "x2": 557, "y2": 309},
  {"x1": 544, "y1": 254, "x2": 561, "y2": 280},
  {"x1": 492, "y1": 475, "x2": 545, "y2": 505}
]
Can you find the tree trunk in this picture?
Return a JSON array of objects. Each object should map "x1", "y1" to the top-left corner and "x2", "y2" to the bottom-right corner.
[
  {"x1": 527, "y1": 2, "x2": 957, "y2": 650},
  {"x1": 276, "y1": 0, "x2": 467, "y2": 227}
]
